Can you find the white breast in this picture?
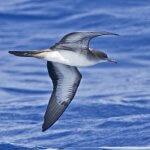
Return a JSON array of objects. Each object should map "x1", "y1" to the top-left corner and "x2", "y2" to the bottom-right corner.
[{"x1": 41, "y1": 50, "x2": 98, "y2": 67}]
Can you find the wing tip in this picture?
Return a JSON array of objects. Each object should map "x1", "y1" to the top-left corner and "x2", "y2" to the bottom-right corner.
[
  {"x1": 113, "y1": 33, "x2": 120, "y2": 36},
  {"x1": 42, "y1": 128, "x2": 47, "y2": 132},
  {"x1": 42, "y1": 122, "x2": 54, "y2": 132},
  {"x1": 102, "y1": 31, "x2": 120, "y2": 36},
  {"x1": 42, "y1": 123, "x2": 49, "y2": 132}
]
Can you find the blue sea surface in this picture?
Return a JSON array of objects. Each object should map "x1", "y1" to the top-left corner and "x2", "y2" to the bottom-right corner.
[{"x1": 0, "y1": 0, "x2": 150, "y2": 149}]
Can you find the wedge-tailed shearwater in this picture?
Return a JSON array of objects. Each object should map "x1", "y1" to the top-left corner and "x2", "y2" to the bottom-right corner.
[{"x1": 9, "y1": 32, "x2": 118, "y2": 132}]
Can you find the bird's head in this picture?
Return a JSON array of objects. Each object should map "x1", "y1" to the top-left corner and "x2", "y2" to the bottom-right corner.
[{"x1": 91, "y1": 49, "x2": 117, "y2": 64}]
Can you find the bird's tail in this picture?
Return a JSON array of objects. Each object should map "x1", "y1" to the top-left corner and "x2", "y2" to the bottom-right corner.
[{"x1": 9, "y1": 50, "x2": 49, "y2": 58}]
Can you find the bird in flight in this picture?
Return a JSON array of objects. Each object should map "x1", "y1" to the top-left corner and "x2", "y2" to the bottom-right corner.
[{"x1": 9, "y1": 32, "x2": 118, "y2": 132}]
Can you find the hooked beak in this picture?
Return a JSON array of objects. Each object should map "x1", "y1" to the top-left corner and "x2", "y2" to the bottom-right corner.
[{"x1": 106, "y1": 58, "x2": 117, "y2": 64}]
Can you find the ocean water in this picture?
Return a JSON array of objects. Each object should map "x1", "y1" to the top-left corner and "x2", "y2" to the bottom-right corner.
[{"x1": 0, "y1": 0, "x2": 150, "y2": 149}]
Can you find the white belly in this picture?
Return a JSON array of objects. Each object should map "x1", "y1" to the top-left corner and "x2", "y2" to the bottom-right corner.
[{"x1": 40, "y1": 50, "x2": 98, "y2": 67}]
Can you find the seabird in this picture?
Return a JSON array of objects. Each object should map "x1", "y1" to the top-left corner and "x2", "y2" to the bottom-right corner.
[{"x1": 9, "y1": 32, "x2": 118, "y2": 132}]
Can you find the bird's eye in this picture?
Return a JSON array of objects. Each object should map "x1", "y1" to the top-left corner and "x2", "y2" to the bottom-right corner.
[{"x1": 103, "y1": 53, "x2": 108, "y2": 58}]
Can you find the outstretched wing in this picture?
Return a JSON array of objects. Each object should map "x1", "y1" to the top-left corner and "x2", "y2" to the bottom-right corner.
[
  {"x1": 42, "y1": 61, "x2": 82, "y2": 131},
  {"x1": 51, "y1": 32, "x2": 119, "y2": 51}
]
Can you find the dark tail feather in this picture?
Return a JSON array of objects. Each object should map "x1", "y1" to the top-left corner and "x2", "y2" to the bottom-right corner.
[{"x1": 9, "y1": 50, "x2": 45, "y2": 57}]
